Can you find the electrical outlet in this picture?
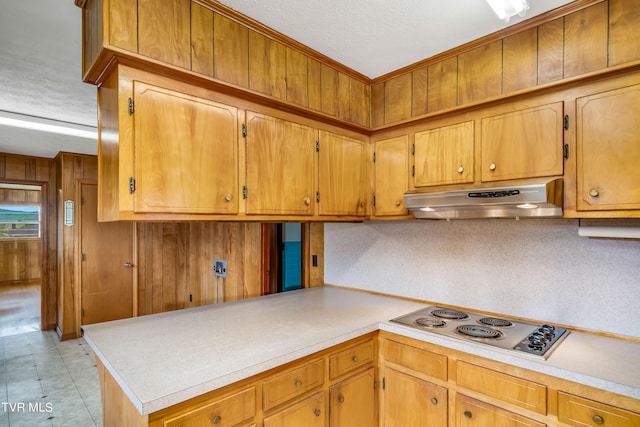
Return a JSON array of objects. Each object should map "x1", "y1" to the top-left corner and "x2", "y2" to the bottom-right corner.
[{"x1": 213, "y1": 259, "x2": 227, "y2": 278}]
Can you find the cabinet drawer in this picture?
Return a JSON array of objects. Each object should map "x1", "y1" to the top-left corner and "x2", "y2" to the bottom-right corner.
[
  {"x1": 558, "y1": 392, "x2": 640, "y2": 426},
  {"x1": 457, "y1": 361, "x2": 547, "y2": 415},
  {"x1": 263, "y1": 358, "x2": 325, "y2": 411},
  {"x1": 263, "y1": 392, "x2": 325, "y2": 427},
  {"x1": 329, "y1": 340, "x2": 374, "y2": 380},
  {"x1": 384, "y1": 339, "x2": 448, "y2": 381},
  {"x1": 162, "y1": 386, "x2": 256, "y2": 427},
  {"x1": 456, "y1": 394, "x2": 546, "y2": 427}
]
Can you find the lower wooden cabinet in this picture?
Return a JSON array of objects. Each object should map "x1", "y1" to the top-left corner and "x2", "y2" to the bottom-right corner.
[
  {"x1": 455, "y1": 394, "x2": 545, "y2": 427},
  {"x1": 381, "y1": 367, "x2": 447, "y2": 427},
  {"x1": 264, "y1": 392, "x2": 326, "y2": 427},
  {"x1": 329, "y1": 368, "x2": 376, "y2": 427},
  {"x1": 151, "y1": 386, "x2": 256, "y2": 427},
  {"x1": 558, "y1": 392, "x2": 640, "y2": 427}
]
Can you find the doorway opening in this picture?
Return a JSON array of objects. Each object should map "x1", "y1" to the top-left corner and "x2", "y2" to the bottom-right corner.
[
  {"x1": 0, "y1": 183, "x2": 43, "y2": 337},
  {"x1": 263, "y1": 223, "x2": 304, "y2": 294}
]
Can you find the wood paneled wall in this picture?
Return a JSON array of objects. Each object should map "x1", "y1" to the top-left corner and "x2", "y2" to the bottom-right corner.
[
  {"x1": 0, "y1": 240, "x2": 41, "y2": 283},
  {"x1": 0, "y1": 153, "x2": 57, "y2": 330},
  {"x1": 372, "y1": 0, "x2": 640, "y2": 127},
  {"x1": 80, "y1": 0, "x2": 371, "y2": 128},
  {"x1": 136, "y1": 222, "x2": 262, "y2": 315},
  {"x1": 56, "y1": 153, "x2": 98, "y2": 339}
]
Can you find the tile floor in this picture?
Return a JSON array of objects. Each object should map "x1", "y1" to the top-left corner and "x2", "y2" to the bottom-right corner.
[{"x1": 0, "y1": 330, "x2": 102, "y2": 427}]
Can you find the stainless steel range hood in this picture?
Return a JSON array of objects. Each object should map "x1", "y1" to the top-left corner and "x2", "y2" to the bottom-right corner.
[{"x1": 404, "y1": 177, "x2": 563, "y2": 219}]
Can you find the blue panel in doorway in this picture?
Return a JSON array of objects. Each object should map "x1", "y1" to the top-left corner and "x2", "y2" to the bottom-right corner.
[{"x1": 282, "y1": 241, "x2": 301, "y2": 291}]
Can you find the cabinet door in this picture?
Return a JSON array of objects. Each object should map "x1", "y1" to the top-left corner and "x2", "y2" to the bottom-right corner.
[
  {"x1": 330, "y1": 368, "x2": 375, "y2": 427},
  {"x1": 455, "y1": 394, "x2": 545, "y2": 427},
  {"x1": 414, "y1": 121, "x2": 474, "y2": 187},
  {"x1": 382, "y1": 367, "x2": 447, "y2": 427},
  {"x1": 245, "y1": 112, "x2": 316, "y2": 215},
  {"x1": 133, "y1": 81, "x2": 238, "y2": 214},
  {"x1": 138, "y1": 0, "x2": 191, "y2": 69},
  {"x1": 576, "y1": 84, "x2": 640, "y2": 211},
  {"x1": 481, "y1": 102, "x2": 563, "y2": 182},
  {"x1": 263, "y1": 392, "x2": 326, "y2": 427},
  {"x1": 373, "y1": 136, "x2": 409, "y2": 216},
  {"x1": 318, "y1": 131, "x2": 367, "y2": 216},
  {"x1": 558, "y1": 391, "x2": 640, "y2": 427}
]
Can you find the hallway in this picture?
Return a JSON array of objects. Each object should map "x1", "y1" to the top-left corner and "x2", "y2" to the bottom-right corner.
[
  {"x1": 1, "y1": 283, "x2": 102, "y2": 426},
  {"x1": 0, "y1": 283, "x2": 40, "y2": 338}
]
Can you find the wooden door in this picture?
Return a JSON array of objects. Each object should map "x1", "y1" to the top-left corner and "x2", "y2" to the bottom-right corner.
[
  {"x1": 481, "y1": 101, "x2": 564, "y2": 182},
  {"x1": 373, "y1": 136, "x2": 409, "y2": 216},
  {"x1": 414, "y1": 121, "x2": 474, "y2": 187},
  {"x1": 382, "y1": 368, "x2": 447, "y2": 427},
  {"x1": 318, "y1": 131, "x2": 367, "y2": 216},
  {"x1": 329, "y1": 368, "x2": 375, "y2": 427},
  {"x1": 263, "y1": 392, "x2": 326, "y2": 427},
  {"x1": 80, "y1": 183, "x2": 134, "y2": 325},
  {"x1": 245, "y1": 112, "x2": 316, "y2": 215},
  {"x1": 576, "y1": 83, "x2": 640, "y2": 211},
  {"x1": 133, "y1": 80, "x2": 238, "y2": 214}
]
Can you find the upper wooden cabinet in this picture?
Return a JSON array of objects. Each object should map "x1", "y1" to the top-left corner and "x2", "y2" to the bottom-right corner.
[
  {"x1": 132, "y1": 81, "x2": 238, "y2": 214},
  {"x1": 414, "y1": 121, "x2": 474, "y2": 187},
  {"x1": 245, "y1": 112, "x2": 316, "y2": 216},
  {"x1": 481, "y1": 101, "x2": 564, "y2": 182},
  {"x1": 576, "y1": 82, "x2": 640, "y2": 213},
  {"x1": 372, "y1": 135, "x2": 409, "y2": 217},
  {"x1": 318, "y1": 131, "x2": 368, "y2": 217},
  {"x1": 97, "y1": 65, "x2": 239, "y2": 221}
]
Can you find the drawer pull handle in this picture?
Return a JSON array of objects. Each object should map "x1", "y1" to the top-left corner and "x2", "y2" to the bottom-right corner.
[
  {"x1": 352, "y1": 356, "x2": 359, "y2": 363},
  {"x1": 338, "y1": 395, "x2": 345, "y2": 403},
  {"x1": 314, "y1": 409, "x2": 321, "y2": 416},
  {"x1": 295, "y1": 380, "x2": 302, "y2": 388},
  {"x1": 431, "y1": 397, "x2": 438, "y2": 405},
  {"x1": 212, "y1": 415, "x2": 222, "y2": 424},
  {"x1": 592, "y1": 415, "x2": 604, "y2": 425},
  {"x1": 464, "y1": 410, "x2": 472, "y2": 419}
]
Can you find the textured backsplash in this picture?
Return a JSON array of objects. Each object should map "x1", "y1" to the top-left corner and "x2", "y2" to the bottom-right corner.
[{"x1": 324, "y1": 219, "x2": 640, "y2": 338}]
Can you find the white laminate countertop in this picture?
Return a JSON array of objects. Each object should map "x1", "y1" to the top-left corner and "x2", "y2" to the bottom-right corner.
[{"x1": 81, "y1": 286, "x2": 640, "y2": 416}]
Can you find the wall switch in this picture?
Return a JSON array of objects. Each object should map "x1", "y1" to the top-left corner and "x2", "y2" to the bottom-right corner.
[{"x1": 213, "y1": 259, "x2": 227, "y2": 277}]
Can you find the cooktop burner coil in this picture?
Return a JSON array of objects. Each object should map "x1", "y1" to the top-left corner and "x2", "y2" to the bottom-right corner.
[
  {"x1": 478, "y1": 317, "x2": 513, "y2": 328},
  {"x1": 455, "y1": 324, "x2": 503, "y2": 339},
  {"x1": 415, "y1": 318, "x2": 447, "y2": 328},
  {"x1": 431, "y1": 308, "x2": 468, "y2": 320}
]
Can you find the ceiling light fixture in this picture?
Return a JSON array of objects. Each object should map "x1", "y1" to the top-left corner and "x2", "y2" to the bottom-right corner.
[
  {"x1": 0, "y1": 110, "x2": 97, "y2": 140},
  {"x1": 485, "y1": 0, "x2": 530, "y2": 23}
]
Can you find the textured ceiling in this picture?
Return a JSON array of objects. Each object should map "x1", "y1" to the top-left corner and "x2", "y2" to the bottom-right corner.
[{"x1": 0, "y1": 0, "x2": 574, "y2": 158}]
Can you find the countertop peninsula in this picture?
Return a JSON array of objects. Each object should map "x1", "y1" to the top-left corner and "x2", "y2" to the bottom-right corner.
[{"x1": 81, "y1": 286, "x2": 640, "y2": 416}]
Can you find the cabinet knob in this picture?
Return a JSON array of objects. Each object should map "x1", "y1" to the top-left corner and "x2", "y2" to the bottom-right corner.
[
  {"x1": 359, "y1": 202, "x2": 365, "y2": 208},
  {"x1": 589, "y1": 188, "x2": 600, "y2": 198},
  {"x1": 464, "y1": 411, "x2": 472, "y2": 419},
  {"x1": 304, "y1": 197, "x2": 311, "y2": 206},
  {"x1": 458, "y1": 166, "x2": 464, "y2": 174},
  {"x1": 338, "y1": 395, "x2": 345, "y2": 403},
  {"x1": 314, "y1": 409, "x2": 321, "y2": 417},
  {"x1": 295, "y1": 380, "x2": 302, "y2": 388},
  {"x1": 225, "y1": 193, "x2": 233, "y2": 201},
  {"x1": 431, "y1": 397, "x2": 438, "y2": 405},
  {"x1": 124, "y1": 262, "x2": 134, "y2": 268},
  {"x1": 395, "y1": 200, "x2": 402, "y2": 207},
  {"x1": 489, "y1": 163, "x2": 496, "y2": 171},
  {"x1": 592, "y1": 415, "x2": 604, "y2": 425},
  {"x1": 352, "y1": 356, "x2": 359, "y2": 362},
  {"x1": 212, "y1": 415, "x2": 222, "y2": 424}
]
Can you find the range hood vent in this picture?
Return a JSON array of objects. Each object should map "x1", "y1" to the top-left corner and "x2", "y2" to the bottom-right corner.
[{"x1": 405, "y1": 177, "x2": 563, "y2": 219}]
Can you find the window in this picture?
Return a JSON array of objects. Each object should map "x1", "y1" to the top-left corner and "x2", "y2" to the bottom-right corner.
[{"x1": 0, "y1": 206, "x2": 41, "y2": 238}]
